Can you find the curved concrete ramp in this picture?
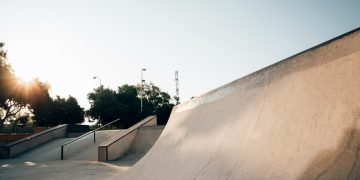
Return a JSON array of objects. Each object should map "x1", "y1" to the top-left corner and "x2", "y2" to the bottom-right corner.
[
  {"x1": 114, "y1": 28, "x2": 360, "y2": 179},
  {"x1": 111, "y1": 126, "x2": 164, "y2": 166}
]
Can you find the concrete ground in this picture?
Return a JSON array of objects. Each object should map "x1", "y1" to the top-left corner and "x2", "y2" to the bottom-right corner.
[
  {"x1": 0, "y1": 127, "x2": 163, "y2": 179},
  {"x1": 0, "y1": 130, "x2": 126, "y2": 180},
  {"x1": 15, "y1": 138, "x2": 75, "y2": 162},
  {"x1": 0, "y1": 159, "x2": 126, "y2": 180},
  {"x1": 0, "y1": 130, "x2": 129, "y2": 179}
]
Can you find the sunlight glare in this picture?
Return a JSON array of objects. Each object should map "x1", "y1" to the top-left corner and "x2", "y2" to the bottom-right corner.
[
  {"x1": 17, "y1": 76, "x2": 34, "y2": 85},
  {"x1": 24, "y1": 161, "x2": 36, "y2": 166},
  {"x1": 1, "y1": 164, "x2": 10, "y2": 168},
  {"x1": 15, "y1": 68, "x2": 37, "y2": 86}
]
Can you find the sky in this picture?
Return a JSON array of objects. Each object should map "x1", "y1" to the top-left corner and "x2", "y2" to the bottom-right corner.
[{"x1": 1, "y1": 0, "x2": 360, "y2": 109}]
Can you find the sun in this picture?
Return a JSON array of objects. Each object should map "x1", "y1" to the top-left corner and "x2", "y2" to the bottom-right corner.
[
  {"x1": 18, "y1": 76, "x2": 34, "y2": 84},
  {"x1": 15, "y1": 70, "x2": 37, "y2": 86}
]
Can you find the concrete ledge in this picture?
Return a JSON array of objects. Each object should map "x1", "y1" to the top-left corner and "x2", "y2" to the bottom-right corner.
[
  {"x1": 98, "y1": 116, "x2": 157, "y2": 161},
  {"x1": 0, "y1": 146, "x2": 9, "y2": 158},
  {"x1": 0, "y1": 124, "x2": 68, "y2": 158},
  {"x1": 0, "y1": 133, "x2": 32, "y2": 142}
]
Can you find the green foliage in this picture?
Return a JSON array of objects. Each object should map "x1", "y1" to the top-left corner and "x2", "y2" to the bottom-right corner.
[
  {"x1": 31, "y1": 94, "x2": 85, "y2": 127},
  {"x1": 26, "y1": 79, "x2": 53, "y2": 126},
  {"x1": 0, "y1": 42, "x2": 85, "y2": 128},
  {"x1": 62, "y1": 96, "x2": 85, "y2": 124},
  {"x1": 0, "y1": 43, "x2": 28, "y2": 127},
  {"x1": 155, "y1": 103, "x2": 174, "y2": 125},
  {"x1": 174, "y1": 96, "x2": 180, "y2": 105},
  {"x1": 87, "y1": 83, "x2": 174, "y2": 127},
  {"x1": 117, "y1": 85, "x2": 141, "y2": 125},
  {"x1": 15, "y1": 114, "x2": 30, "y2": 126},
  {"x1": 87, "y1": 86, "x2": 137, "y2": 127},
  {"x1": 142, "y1": 83, "x2": 174, "y2": 124}
]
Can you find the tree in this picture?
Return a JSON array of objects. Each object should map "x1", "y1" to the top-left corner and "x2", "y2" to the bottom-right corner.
[
  {"x1": 174, "y1": 96, "x2": 180, "y2": 105},
  {"x1": 155, "y1": 103, "x2": 174, "y2": 125},
  {"x1": 62, "y1": 96, "x2": 85, "y2": 124},
  {"x1": 86, "y1": 83, "x2": 174, "y2": 127},
  {"x1": 141, "y1": 83, "x2": 174, "y2": 125},
  {"x1": 26, "y1": 79, "x2": 53, "y2": 126},
  {"x1": 30, "y1": 94, "x2": 85, "y2": 127},
  {"x1": 25, "y1": 80, "x2": 85, "y2": 127},
  {"x1": 87, "y1": 87, "x2": 128, "y2": 126},
  {"x1": 0, "y1": 42, "x2": 28, "y2": 128},
  {"x1": 0, "y1": 42, "x2": 85, "y2": 128},
  {"x1": 117, "y1": 85, "x2": 141, "y2": 126}
]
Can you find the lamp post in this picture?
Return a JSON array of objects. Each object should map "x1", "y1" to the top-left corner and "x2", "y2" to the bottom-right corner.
[
  {"x1": 140, "y1": 69, "x2": 147, "y2": 119},
  {"x1": 92, "y1": 76, "x2": 102, "y2": 88}
]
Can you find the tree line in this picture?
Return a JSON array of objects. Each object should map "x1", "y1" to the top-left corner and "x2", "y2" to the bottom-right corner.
[
  {"x1": 0, "y1": 43, "x2": 175, "y2": 130},
  {"x1": 87, "y1": 83, "x2": 174, "y2": 127}
]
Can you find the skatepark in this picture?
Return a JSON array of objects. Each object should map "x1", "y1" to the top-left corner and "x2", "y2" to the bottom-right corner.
[{"x1": 2, "y1": 27, "x2": 360, "y2": 179}]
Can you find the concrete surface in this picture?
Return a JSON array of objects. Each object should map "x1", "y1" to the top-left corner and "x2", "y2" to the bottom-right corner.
[
  {"x1": 0, "y1": 125, "x2": 68, "y2": 158},
  {"x1": 99, "y1": 116, "x2": 158, "y2": 161},
  {"x1": 16, "y1": 138, "x2": 75, "y2": 162},
  {"x1": 0, "y1": 125, "x2": 161, "y2": 179},
  {"x1": 64, "y1": 130, "x2": 125, "y2": 160},
  {"x1": 5, "y1": 130, "x2": 125, "y2": 161},
  {"x1": 110, "y1": 126, "x2": 164, "y2": 166},
  {"x1": 0, "y1": 160, "x2": 126, "y2": 180},
  {"x1": 114, "y1": 28, "x2": 360, "y2": 179}
]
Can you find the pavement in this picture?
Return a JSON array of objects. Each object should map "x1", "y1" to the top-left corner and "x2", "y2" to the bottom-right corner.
[
  {"x1": 0, "y1": 130, "x2": 127, "y2": 179},
  {"x1": 0, "y1": 127, "x2": 163, "y2": 179},
  {"x1": 0, "y1": 160, "x2": 126, "y2": 180}
]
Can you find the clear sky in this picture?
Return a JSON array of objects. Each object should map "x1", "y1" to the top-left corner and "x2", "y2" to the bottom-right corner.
[{"x1": 1, "y1": 0, "x2": 360, "y2": 109}]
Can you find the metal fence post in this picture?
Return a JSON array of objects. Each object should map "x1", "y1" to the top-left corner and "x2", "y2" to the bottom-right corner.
[
  {"x1": 61, "y1": 146, "x2": 64, "y2": 160},
  {"x1": 93, "y1": 131, "x2": 96, "y2": 143},
  {"x1": 106, "y1": 146, "x2": 108, "y2": 161}
]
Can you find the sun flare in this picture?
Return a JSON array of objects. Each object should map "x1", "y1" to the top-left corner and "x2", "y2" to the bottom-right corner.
[
  {"x1": 17, "y1": 75, "x2": 35, "y2": 85},
  {"x1": 14, "y1": 67, "x2": 39, "y2": 85}
]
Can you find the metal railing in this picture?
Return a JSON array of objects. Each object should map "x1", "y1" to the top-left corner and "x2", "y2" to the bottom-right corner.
[
  {"x1": 99, "y1": 116, "x2": 156, "y2": 161},
  {"x1": 61, "y1": 118, "x2": 121, "y2": 160}
]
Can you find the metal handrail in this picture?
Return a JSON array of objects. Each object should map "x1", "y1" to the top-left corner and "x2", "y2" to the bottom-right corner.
[
  {"x1": 99, "y1": 116, "x2": 156, "y2": 161},
  {"x1": 107, "y1": 116, "x2": 155, "y2": 147},
  {"x1": 61, "y1": 118, "x2": 120, "y2": 160}
]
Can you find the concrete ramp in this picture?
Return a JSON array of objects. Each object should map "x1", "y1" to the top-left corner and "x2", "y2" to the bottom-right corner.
[
  {"x1": 111, "y1": 126, "x2": 164, "y2": 166},
  {"x1": 114, "y1": 28, "x2": 360, "y2": 180},
  {"x1": 0, "y1": 124, "x2": 68, "y2": 158},
  {"x1": 8, "y1": 130, "x2": 125, "y2": 161},
  {"x1": 64, "y1": 130, "x2": 125, "y2": 160},
  {"x1": 15, "y1": 138, "x2": 75, "y2": 161}
]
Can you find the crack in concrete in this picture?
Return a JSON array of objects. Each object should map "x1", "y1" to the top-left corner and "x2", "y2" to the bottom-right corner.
[
  {"x1": 223, "y1": 76, "x2": 272, "y2": 180},
  {"x1": 193, "y1": 156, "x2": 214, "y2": 180},
  {"x1": 347, "y1": 143, "x2": 360, "y2": 180},
  {"x1": 315, "y1": 130, "x2": 356, "y2": 180}
]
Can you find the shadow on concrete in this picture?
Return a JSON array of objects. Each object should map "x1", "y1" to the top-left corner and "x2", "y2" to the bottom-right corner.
[{"x1": 299, "y1": 128, "x2": 360, "y2": 179}]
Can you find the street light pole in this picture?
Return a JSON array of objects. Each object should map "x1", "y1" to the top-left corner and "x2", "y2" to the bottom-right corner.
[
  {"x1": 93, "y1": 76, "x2": 102, "y2": 88},
  {"x1": 140, "y1": 69, "x2": 146, "y2": 119}
]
